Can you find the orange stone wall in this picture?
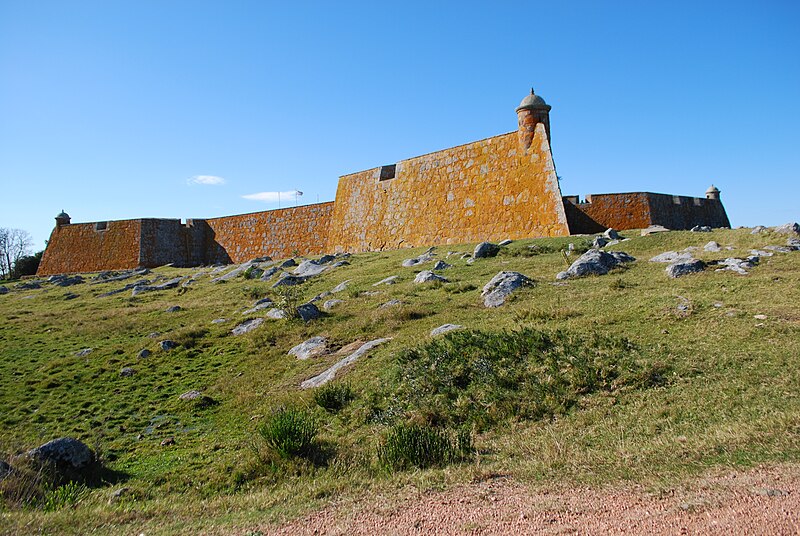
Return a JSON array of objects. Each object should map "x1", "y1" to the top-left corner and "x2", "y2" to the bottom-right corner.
[
  {"x1": 202, "y1": 202, "x2": 335, "y2": 263},
  {"x1": 564, "y1": 193, "x2": 653, "y2": 234},
  {"x1": 564, "y1": 192, "x2": 730, "y2": 233},
  {"x1": 327, "y1": 123, "x2": 569, "y2": 253},
  {"x1": 38, "y1": 220, "x2": 142, "y2": 275}
]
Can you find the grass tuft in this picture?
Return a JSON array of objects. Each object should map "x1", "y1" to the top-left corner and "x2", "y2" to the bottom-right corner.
[{"x1": 376, "y1": 423, "x2": 472, "y2": 470}]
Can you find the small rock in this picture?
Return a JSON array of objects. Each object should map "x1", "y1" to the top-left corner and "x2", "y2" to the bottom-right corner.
[
  {"x1": 266, "y1": 308, "x2": 287, "y2": 319},
  {"x1": 690, "y1": 225, "x2": 712, "y2": 232},
  {"x1": 244, "y1": 266, "x2": 264, "y2": 279},
  {"x1": 591, "y1": 236, "x2": 609, "y2": 249},
  {"x1": 159, "y1": 340, "x2": 179, "y2": 350},
  {"x1": 432, "y1": 260, "x2": 452, "y2": 270},
  {"x1": 147, "y1": 332, "x2": 160, "y2": 339},
  {"x1": 787, "y1": 237, "x2": 800, "y2": 249},
  {"x1": 401, "y1": 249, "x2": 436, "y2": 267},
  {"x1": 430, "y1": 324, "x2": 464, "y2": 337},
  {"x1": 703, "y1": 241, "x2": 721, "y2": 252},
  {"x1": 15, "y1": 281, "x2": 41, "y2": 290},
  {"x1": 373, "y1": 275, "x2": 399, "y2": 286},
  {"x1": 666, "y1": 259, "x2": 706, "y2": 278},
  {"x1": 498, "y1": 239, "x2": 513, "y2": 246},
  {"x1": 211, "y1": 318, "x2": 227, "y2": 324},
  {"x1": 279, "y1": 259, "x2": 297, "y2": 268},
  {"x1": 108, "y1": 487, "x2": 130, "y2": 503},
  {"x1": 259, "y1": 266, "x2": 279, "y2": 281},
  {"x1": 296, "y1": 303, "x2": 322, "y2": 322},
  {"x1": 165, "y1": 305, "x2": 182, "y2": 313},
  {"x1": 27, "y1": 437, "x2": 94, "y2": 471},
  {"x1": 331, "y1": 260, "x2": 350, "y2": 268},
  {"x1": 556, "y1": 250, "x2": 635, "y2": 280},
  {"x1": 317, "y1": 254, "x2": 336, "y2": 264},
  {"x1": 753, "y1": 314, "x2": 768, "y2": 320},
  {"x1": 272, "y1": 272, "x2": 307, "y2": 287},
  {"x1": 772, "y1": 222, "x2": 799, "y2": 235},
  {"x1": 137, "y1": 349, "x2": 151, "y2": 359},
  {"x1": 640, "y1": 225, "x2": 670, "y2": 236},
  {"x1": 50, "y1": 274, "x2": 85, "y2": 287},
  {"x1": 0, "y1": 286, "x2": 8, "y2": 295},
  {"x1": 482, "y1": 271, "x2": 534, "y2": 307},
  {"x1": 650, "y1": 251, "x2": 693, "y2": 263},
  {"x1": 473, "y1": 242, "x2": 500, "y2": 258},
  {"x1": 288, "y1": 336, "x2": 327, "y2": 359},
  {"x1": 120, "y1": 367, "x2": 135, "y2": 377},
  {"x1": 322, "y1": 299, "x2": 343, "y2": 310},
  {"x1": 179, "y1": 390, "x2": 203, "y2": 400},
  {"x1": 379, "y1": 299, "x2": 402, "y2": 308},
  {"x1": 764, "y1": 245, "x2": 793, "y2": 253},
  {"x1": 414, "y1": 270, "x2": 448, "y2": 284},
  {"x1": 293, "y1": 260, "x2": 329, "y2": 277},
  {"x1": 603, "y1": 228, "x2": 620, "y2": 240},
  {"x1": 715, "y1": 257, "x2": 757, "y2": 275},
  {"x1": 331, "y1": 280, "x2": 351, "y2": 293},
  {"x1": 750, "y1": 225, "x2": 767, "y2": 234},
  {"x1": 75, "y1": 348, "x2": 93, "y2": 357},
  {"x1": 242, "y1": 298, "x2": 274, "y2": 315},
  {"x1": 160, "y1": 437, "x2": 175, "y2": 447},
  {"x1": 300, "y1": 338, "x2": 391, "y2": 389},
  {"x1": 63, "y1": 293, "x2": 79, "y2": 300},
  {"x1": 231, "y1": 318, "x2": 264, "y2": 335}
]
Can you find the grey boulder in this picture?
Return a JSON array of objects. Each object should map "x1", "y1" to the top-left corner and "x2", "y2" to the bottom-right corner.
[
  {"x1": 430, "y1": 324, "x2": 464, "y2": 337},
  {"x1": 231, "y1": 318, "x2": 264, "y2": 335},
  {"x1": 26, "y1": 437, "x2": 94, "y2": 471},
  {"x1": 650, "y1": 251, "x2": 694, "y2": 263},
  {"x1": 482, "y1": 271, "x2": 534, "y2": 307},
  {"x1": 322, "y1": 299, "x2": 343, "y2": 310},
  {"x1": 288, "y1": 336, "x2": 328, "y2": 359},
  {"x1": 666, "y1": 259, "x2": 706, "y2": 278},
  {"x1": 772, "y1": 222, "x2": 799, "y2": 235},
  {"x1": 296, "y1": 303, "x2": 322, "y2": 322},
  {"x1": 556, "y1": 250, "x2": 635, "y2": 280},
  {"x1": 703, "y1": 241, "x2": 722, "y2": 252},
  {"x1": 474, "y1": 242, "x2": 500, "y2": 258},
  {"x1": 414, "y1": 270, "x2": 448, "y2": 284}
]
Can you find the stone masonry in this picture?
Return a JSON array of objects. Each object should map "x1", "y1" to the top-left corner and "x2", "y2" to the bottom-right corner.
[{"x1": 37, "y1": 90, "x2": 730, "y2": 276}]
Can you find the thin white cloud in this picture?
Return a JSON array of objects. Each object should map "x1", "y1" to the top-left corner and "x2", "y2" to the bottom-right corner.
[
  {"x1": 242, "y1": 190, "x2": 303, "y2": 203},
  {"x1": 188, "y1": 175, "x2": 226, "y2": 186}
]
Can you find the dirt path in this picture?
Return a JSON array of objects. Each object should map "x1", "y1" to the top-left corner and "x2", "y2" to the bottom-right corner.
[{"x1": 260, "y1": 464, "x2": 799, "y2": 535}]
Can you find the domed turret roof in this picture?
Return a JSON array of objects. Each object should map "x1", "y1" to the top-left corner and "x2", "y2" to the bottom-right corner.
[
  {"x1": 516, "y1": 88, "x2": 551, "y2": 112},
  {"x1": 706, "y1": 184, "x2": 720, "y2": 194},
  {"x1": 56, "y1": 210, "x2": 70, "y2": 219}
]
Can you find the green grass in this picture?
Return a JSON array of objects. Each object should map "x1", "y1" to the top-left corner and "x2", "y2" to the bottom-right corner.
[{"x1": 0, "y1": 227, "x2": 798, "y2": 534}]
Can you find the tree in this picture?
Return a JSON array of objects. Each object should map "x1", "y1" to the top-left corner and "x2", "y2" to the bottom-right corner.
[
  {"x1": 12, "y1": 250, "x2": 43, "y2": 278},
  {"x1": 0, "y1": 228, "x2": 33, "y2": 279}
]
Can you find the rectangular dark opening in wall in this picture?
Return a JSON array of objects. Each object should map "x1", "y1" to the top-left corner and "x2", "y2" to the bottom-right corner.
[
  {"x1": 95, "y1": 221, "x2": 108, "y2": 231},
  {"x1": 379, "y1": 164, "x2": 396, "y2": 181}
]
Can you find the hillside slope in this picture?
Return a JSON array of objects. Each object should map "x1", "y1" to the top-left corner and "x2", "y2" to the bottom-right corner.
[{"x1": 1, "y1": 227, "x2": 799, "y2": 534}]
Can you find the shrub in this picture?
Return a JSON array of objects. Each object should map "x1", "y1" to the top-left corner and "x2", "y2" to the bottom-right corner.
[
  {"x1": 42, "y1": 481, "x2": 88, "y2": 511},
  {"x1": 258, "y1": 409, "x2": 317, "y2": 459},
  {"x1": 378, "y1": 328, "x2": 654, "y2": 430},
  {"x1": 313, "y1": 383, "x2": 354, "y2": 412},
  {"x1": 273, "y1": 286, "x2": 304, "y2": 319},
  {"x1": 377, "y1": 423, "x2": 472, "y2": 470}
]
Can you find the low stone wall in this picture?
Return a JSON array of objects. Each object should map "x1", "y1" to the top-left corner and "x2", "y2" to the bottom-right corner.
[
  {"x1": 38, "y1": 220, "x2": 142, "y2": 275},
  {"x1": 202, "y1": 202, "x2": 335, "y2": 263}
]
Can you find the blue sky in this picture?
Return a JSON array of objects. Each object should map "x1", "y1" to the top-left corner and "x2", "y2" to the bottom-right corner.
[{"x1": 1, "y1": 0, "x2": 798, "y2": 250}]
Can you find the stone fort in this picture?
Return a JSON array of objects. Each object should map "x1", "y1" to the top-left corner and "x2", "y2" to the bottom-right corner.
[{"x1": 37, "y1": 89, "x2": 730, "y2": 275}]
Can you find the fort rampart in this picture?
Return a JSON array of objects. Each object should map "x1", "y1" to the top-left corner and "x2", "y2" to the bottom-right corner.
[{"x1": 37, "y1": 90, "x2": 731, "y2": 276}]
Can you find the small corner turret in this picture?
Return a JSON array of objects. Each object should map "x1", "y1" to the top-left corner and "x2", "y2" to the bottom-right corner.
[
  {"x1": 705, "y1": 185, "x2": 721, "y2": 201},
  {"x1": 55, "y1": 210, "x2": 71, "y2": 227},
  {"x1": 516, "y1": 87, "x2": 552, "y2": 154}
]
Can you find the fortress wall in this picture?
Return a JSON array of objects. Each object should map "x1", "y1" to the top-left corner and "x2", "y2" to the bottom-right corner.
[
  {"x1": 327, "y1": 124, "x2": 569, "y2": 253},
  {"x1": 202, "y1": 202, "x2": 335, "y2": 263},
  {"x1": 37, "y1": 219, "x2": 142, "y2": 275},
  {"x1": 564, "y1": 193, "x2": 653, "y2": 234},
  {"x1": 646, "y1": 193, "x2": 731, "y2": 229},
  {"x1": 139, "y1": 219, "x2": 192, "y2": 268},
  {"x1": 564, "y1": 192, "x2": 732, "y2": 233}
]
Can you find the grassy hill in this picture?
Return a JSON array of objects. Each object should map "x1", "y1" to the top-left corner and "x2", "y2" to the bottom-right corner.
[{"x1": 1, "y1": 228, "x2": 799, "y2": 534}]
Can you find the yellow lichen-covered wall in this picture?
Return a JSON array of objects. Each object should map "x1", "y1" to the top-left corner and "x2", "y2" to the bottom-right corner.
[
  {"x1": 38, "y1": 220, "x2": 142, "y2": 275},
  {"x1": 327, "y1": 123, "x2": 569, "y2": 253},
  {"x1": 203, "y1": 202, "x2": 335, "y2": 263}
]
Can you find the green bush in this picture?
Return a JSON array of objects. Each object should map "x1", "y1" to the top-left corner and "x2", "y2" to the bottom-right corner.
[
  {"x1": 376, "y1": 328, "x2": 656, "y2": 430},
  {"x1": 258, "y1": 408, "x2": 317, "y2": 459},
  {"x1": 313, "y1": 383, "x2": 354, "y2": 412},
  {"x1": 42, "y1": 481, "x2": 88, "y2": 512},
  {"x1": 377, "y1": 423, "x2": 472, "y2": 470}
]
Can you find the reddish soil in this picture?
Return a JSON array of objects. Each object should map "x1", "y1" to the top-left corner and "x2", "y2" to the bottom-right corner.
[{"x1": 261, "y1": 464, "x2": 799, "y2": 535}]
